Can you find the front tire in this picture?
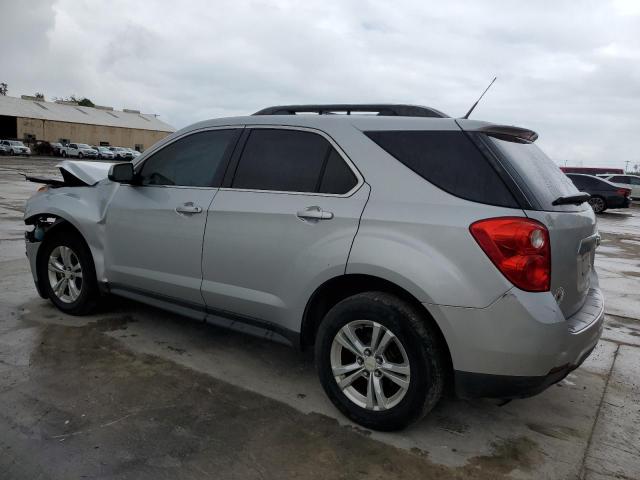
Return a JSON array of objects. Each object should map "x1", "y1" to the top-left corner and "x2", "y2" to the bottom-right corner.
[
  {"x1": 315, "y1": 292, "x2": 446, "y2": 431},
  {"x1": 38, "y1": 232, "x2": 99, "y2": 315}
]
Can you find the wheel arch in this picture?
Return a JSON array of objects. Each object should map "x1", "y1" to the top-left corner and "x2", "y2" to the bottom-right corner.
[
  {"x1": 300, "y1": 273, "x2": 453, "y2": 380},
  {"x1": 26, "y1": 213, "x2": 99, "y2": 292}
]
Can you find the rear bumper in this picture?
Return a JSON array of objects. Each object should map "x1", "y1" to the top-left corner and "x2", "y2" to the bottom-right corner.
[
  {"x1": 608, "y1": 196, "x2": 631, "y2": 209},
  {"x1": 454, "y1": 341, "x2": 597, "y2": 399},
  {"x1": 427, "y1": 273, "x2": 604, "y2": 398}
]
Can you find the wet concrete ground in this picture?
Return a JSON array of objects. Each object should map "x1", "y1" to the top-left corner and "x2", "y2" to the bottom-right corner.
[{"x1": 0, "y1": 157, "x2": 639, "y2": 479}]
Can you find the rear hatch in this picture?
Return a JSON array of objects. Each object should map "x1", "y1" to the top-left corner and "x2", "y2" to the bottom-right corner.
[{"x1": 459, "y1": 121, "x2": 598, "y2": 318}]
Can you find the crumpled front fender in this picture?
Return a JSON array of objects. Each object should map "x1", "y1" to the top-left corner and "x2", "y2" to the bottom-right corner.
[{"x1": 24, "y1": 183, "x2": 119, "y2": 287}]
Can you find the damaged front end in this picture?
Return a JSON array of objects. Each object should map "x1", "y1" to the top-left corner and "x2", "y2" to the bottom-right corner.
[
  {"x1": 24, "y1": 160, "x2": 115, "y2": 188},
  {"x1": 24, "y1": 216, "x2": 63, "y2": 298},
  {"x1": 24, "y1": 160, "x2": 117, "y2": 298}
]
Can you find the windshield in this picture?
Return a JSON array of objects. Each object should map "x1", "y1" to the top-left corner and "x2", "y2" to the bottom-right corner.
[
  {"x1": 488, "y1": 136, "x2": 583, "y2": 211},
  {"x1": 78, "y1": 144, "x2": 91, "y2": 148},
  {"x1": 9, "y1": 141, "x2": 24, "y2": 146}
]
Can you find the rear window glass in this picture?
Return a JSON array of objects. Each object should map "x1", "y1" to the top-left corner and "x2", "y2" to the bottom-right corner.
[
  {"x1": 488, "y1": 137, "x2": 580, "y2": 211},
  {"x1": 365, "y1": 130, "x2": 518, "y2": 207}
]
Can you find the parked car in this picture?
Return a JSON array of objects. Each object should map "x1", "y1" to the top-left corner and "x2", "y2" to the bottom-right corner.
[
  {"x1": 50, "y1": 142, "x2": 64, "y2": 157},
  {"x1": 61, "y1": 143, "x2": 98, "y2": 159},
  {"x1": 33, "y1": 140, "x2": 54, "y2": 156},
  {"x1": 93, "y1": 146, "x2": 115, "y2": 160},
  {"x1": 601, "y1": 174, "x2": 640, "y2": 200},
  {"x1": 126, "y1": 148, "x2": 141, "y2": 158},
  {"x1": 566, "y1": 174, "x2": 631, "y2": 213},
  {"x1": 1, "y1": 140, "x2": 31, "y2": 156},
  {"x1": 0, "y1": 142, "x2": 9, "y2": 155},
  {"x1": 23, "y1": 104, "x2": 604, "y2": 431},
  {"x1": 109, "y1": 147, "x2": 133, "y2": 160}
]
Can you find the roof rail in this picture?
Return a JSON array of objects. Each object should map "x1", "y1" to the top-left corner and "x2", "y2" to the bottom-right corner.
[{"x1": 252, "y1": 104, "x2": 449, "y2": 118}]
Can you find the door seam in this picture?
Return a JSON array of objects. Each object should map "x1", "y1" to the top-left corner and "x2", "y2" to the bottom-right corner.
[{"x1": 344, "y1": 182, "x2": 371, "y2": 274}]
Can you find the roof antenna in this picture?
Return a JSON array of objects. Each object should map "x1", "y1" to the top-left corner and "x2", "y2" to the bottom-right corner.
[{"x1": 462, "y1": 76, "x2": 497, "y2": 119}]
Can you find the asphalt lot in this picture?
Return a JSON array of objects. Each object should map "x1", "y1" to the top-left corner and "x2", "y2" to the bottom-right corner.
[{"x1": 0, "y1": 156, "x2": 638, "y2": 479}]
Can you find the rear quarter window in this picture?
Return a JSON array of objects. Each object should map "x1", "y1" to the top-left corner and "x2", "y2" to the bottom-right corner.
[{"x1": 365, "y1": 130, "x2": 518, "y2": 208}]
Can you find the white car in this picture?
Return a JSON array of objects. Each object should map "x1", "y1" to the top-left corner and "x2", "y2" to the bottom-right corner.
[
  {"x1": 93, "y1": 146, "x2": 115, "y2": 160},
  {"x1": 62, "y1": 143, "x2": 98, "y2": 159},
  {"x1": 109, "y1": 147, "x2": 133, "y2": 160},
  {"x1": 603, "y1": 174, "x2": 640, "y2": 200},
  {"x1": 1, "y1": 140, "x2": 31, "y2": 156},
  {"x1": 126, "y1": 148, "x2": 141, "y2": 158}
]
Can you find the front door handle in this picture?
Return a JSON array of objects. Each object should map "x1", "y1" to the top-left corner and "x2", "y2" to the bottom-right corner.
[
  {"x1": 296, "y1": 206, "x2": 334, "y2": 221},
  {"x1": 175, "y1": 202, "x2": 203, "y2": 215}
]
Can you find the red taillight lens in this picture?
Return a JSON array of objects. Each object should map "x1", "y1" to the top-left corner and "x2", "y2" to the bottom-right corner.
[
  {"x1": 617, "y1": 188, "x2": 631, "y2": 197},
  {"x1": 470, "y1": 217, "x2": 551, "y2": 292}
]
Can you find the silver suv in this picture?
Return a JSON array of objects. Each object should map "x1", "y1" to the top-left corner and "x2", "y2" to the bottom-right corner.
[{"x1": 24, "y1": 104, "x2": 604, "y2": 430}]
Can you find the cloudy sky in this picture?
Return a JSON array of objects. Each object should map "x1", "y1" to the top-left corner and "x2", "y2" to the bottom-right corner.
[{"x1": 3, "y1": 0, "x2": 640, "y2": 168}]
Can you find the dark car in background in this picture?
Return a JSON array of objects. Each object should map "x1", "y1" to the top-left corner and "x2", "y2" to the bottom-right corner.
[
  {"x1": 566, "y1": 174, "x2": 631, "y2": 213},
  {"x1": 50, "y1": 142, "x2": 64, "y2": 156}
]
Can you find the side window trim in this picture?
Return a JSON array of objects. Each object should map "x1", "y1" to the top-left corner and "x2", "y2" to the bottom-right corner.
[
  {"x1": 313, "y1": 145, "x2": 334, "y2": 193},
  {"x1": 134, "y1": 126, "x2": 243, "y2": 189},
  {"x1": 221, "y1": 125, "x2": 364, "y2": 197}
]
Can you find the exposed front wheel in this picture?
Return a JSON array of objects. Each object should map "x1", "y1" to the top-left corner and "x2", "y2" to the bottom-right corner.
[
  {"x1": 316, "y1": 292, "x2": 446, "y2": 431},
  {"x1": 38, "y1": 232, "x2": 99, "y2": 315},
  {"x1": 588, "y1": 196, "x2": 606, "y2": 214}
]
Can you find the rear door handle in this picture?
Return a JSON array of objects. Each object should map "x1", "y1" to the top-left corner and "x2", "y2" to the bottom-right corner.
[
  {"x1": 296, "y1": 206, "x2": 334, "y2": 221},
  {"x1": 175, "y1": 202, "x2": 203, "y2": 215}
]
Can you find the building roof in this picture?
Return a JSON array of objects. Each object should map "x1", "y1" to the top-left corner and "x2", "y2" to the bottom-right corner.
[{"x1": 0, "y1": 95, "x2": 175, "y2": 132}]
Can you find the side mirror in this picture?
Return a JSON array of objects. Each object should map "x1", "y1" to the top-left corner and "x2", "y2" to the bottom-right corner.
[{"x1": 108, "y1": 162, "x2": 135, "y2": 184}]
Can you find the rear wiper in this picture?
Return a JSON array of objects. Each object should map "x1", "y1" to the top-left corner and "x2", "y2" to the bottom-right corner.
[{"x1": 552, "y1": 193, "x2": 590, "y2": 206}]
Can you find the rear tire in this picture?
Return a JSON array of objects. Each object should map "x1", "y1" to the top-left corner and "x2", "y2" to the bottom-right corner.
[
  {"x1": 589, "y1": 196, "x2": 606, "y2": 214},
  {"x1": 315, "y1": 292, "x2": 445, "y2": 431},
  {"x1": 38, "y1": 231, "x2": 99, "y2": 315}
]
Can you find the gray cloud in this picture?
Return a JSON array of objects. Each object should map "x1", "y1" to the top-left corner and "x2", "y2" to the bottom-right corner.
[{"x1": 2, "y1": 0, "x2": 640, "y2": 168}]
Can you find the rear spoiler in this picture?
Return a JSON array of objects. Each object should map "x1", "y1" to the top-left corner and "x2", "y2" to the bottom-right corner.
[
  {"x1": 455, "y1": 119, "x2": 538, "y2": 143},
  {"x1": 477, "y1": 125, "x2": 538, "y2": 143}
]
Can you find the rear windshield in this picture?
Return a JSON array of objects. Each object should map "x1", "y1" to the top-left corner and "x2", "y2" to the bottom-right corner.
[
  {"x1": 365, "y1": 130, "x2": 519, "y2": 208},
  {"x1": 487, "y1": 136, "x2": 581, "y2": 211}
]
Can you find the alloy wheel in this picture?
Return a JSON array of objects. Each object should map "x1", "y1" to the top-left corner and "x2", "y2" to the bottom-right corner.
[
  {"x1": 47, "y1": 246, "x2": 83, "y2": 303},
  {"x1": 588, "y1": 197, "x2": 605, "y2": 213},
  {"x1": 330, "y1": 320, "x2": 411, "y2": 411}
]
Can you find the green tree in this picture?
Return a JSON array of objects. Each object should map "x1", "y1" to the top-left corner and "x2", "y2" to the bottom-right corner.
[
  {"x1": 34, "y1": 92, "x2": 44, "y2": 100},
  {"x1": 77, "y1": 97, "x2": 95, "y2": 107},
  {"x1": 0, "y1": 83, "x2": 7, "y2": 96},
  {"x1": 56, "y1": 95, "x2": 95, "y2": 107}
]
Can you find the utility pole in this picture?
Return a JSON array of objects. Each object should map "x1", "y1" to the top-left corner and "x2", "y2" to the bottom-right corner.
[{"x1": 625, "y1": 160, "x2": 630, "y2": 173}]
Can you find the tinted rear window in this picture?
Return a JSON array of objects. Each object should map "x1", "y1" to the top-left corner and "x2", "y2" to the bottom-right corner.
[
  {"x1": 233, "y1": 129, "x2": 357, "y2": 194},
  {"x1": 365, "y1": 130, "x2": 518, "y2": 207},
  {"x1": 488, "y1": 137, "x2": 580, "y2": 211}
]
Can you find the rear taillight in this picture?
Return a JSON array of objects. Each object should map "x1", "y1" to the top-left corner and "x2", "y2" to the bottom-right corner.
[
  {"x1": 470, "y1": 217, "x2": 551, "y2": 292},
  {"x1": 617, "y1": 188, "x2": 631, "y2": 197}
]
